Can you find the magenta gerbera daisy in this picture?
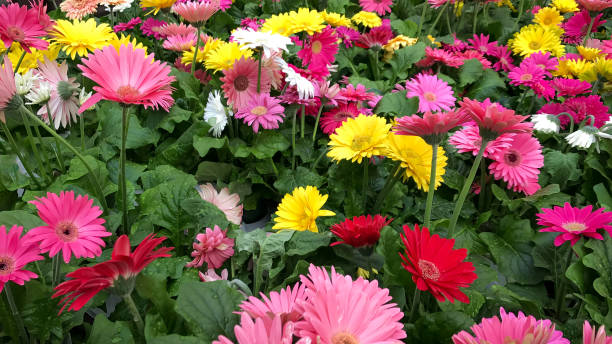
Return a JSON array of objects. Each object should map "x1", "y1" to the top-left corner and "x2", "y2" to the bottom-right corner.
[
  {"x1": 508, "y1": 61, "x2": 546, "y2": 87},
  {"x1": 562, "y1": 10, "x2": 605, "y2": 44},
  {"x1": 0, "y1": 2, "x2": 49, "y2": 53},
  {"x1": 356, "y1": 20, "x2": 393, "y2": 49},
  {"x1": 359, "y1": 0, "x2": 393, "y2": 15},
  {"x1": 0, "y1": 225, "x2": 43, "y2": 292},
  {"x1": 449, "y1": 124, "x2": 516, "y2": 158},
  {"x1": 537, "y1": 203, "x2": 612, "y2": 246},
  {"x1": 552, "y1": 78, "x2": 592, "y2": 97},
  {"x1": 467, "y1": 33, "x2": 497, "y2": 56},
  {"x1": 523, "y1": 51, "x2": 558, "y2": 73},
  {"x1": 319, "y1": 102, "x2": 360, "y2": 134},
  {"x1": 489, "y1": 133, "x2": 544, "y2": 195},
  {"x1": 335, "y1": 26, "x2": 360, "y2": 48},
  {"x1": 113, "y1": 17, "x2": 142, "y2": 33},
  {"x1": 78, "y1": 43, "x2": 176, "y2": 112},
  {"x1": 406, "y1": 73, "x2": 456, "y2": 113},
  {"x1": 28, "y1": 191, "x2": 111, "y2": 263},
  {"x1": 140, "y1": 18, "x2": 166, "y2": 39},
  {"x1": 221, "y1": 57, "x2": 270, "y2": 111},
  {"x1": 235, "y1": 93, "x2": 285, "y2": 133},
  {"x1": 490, "y1": 45, "x2": 514, "y2": 72},
  {"x1": 297, "y1": 26, "x2": 338, "y2": 69}
]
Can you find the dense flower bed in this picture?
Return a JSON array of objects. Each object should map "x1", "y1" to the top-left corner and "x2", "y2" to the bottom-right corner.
[{"x1": 0, "y1": 0, "x2": 611, "y2": 342}]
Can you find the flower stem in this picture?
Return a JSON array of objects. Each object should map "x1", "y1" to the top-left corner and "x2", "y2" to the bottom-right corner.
[
  {"x1": 119, "y1": 106, "x2": 130, "y2": 235},
  {"x1": 123, "y1": 293, "x2": 144, "y2": 338},
  {"x1": 80, "y1": 114, "x2": 86, "y2": 151},
  {"x1": 373, "y1": 162, "x2": 402, "y2": 212},
  {"x1": 19, "y1": 110, "x2": 50, "y2": 184},
  {"x1": 109, "y1": 6, "x2": 115, "y2": 27},
  {"x1": 472, "y1": 2, "x2": 479, "y2": 35},
  {"x1": 428, "y1": 1, "x2": 450, "y2": 36},
  {"x1": 191, "y1": 26, "x2": 202, "y2": 76},
  {"x1": 555, "y1": 245, "x2": 574, "y2": 318},
  {"x1": 51, "y1": 254, "x2": 61, "y2": 287},
  {"x1": 257, "y1": 49, "x2": 263, "y2": 93},
  {"x1": 424, "y1": 143, "x2": 438, "y2": 229},
  {"x1": 21, "y1": 106, "x2": 109, "y2": 212},
  {"x1": 416, "y1": 3, "x2": 428, "y2": 38},
  {"x1": 292, "y1": 109, "x2": 297, "y2": 170},
  {"x1": 13, "y1": 50, "x2": 26, "y2": 74},
  {"x1": 311, "y1": 101, "x2": 325, "y2": 142},
  {"x1": 269, "y1": 157, "x2": 278, "y2": 176},
  {"x1": 478, "y1": 158, "x2": 487, "y2": 211},
  {"x1": 362, "y1": 159, "x2": 369, "y2": 212},
  {"x1": 582, "y1": 15, "x2": 596, "y2": 46},
  {"x1": 368, "y1": 50, "x2": 381, "y2": 80},
  {"x1": 513, "y1": 0, "x2": 525, "y2": 30},
  {"x1": 409, "y1": 288, "x2": 421, "y2": 323},
  {"x1": 311, "y1": 147, "x2": 328, "y2": 170},
  {"x1": 448, "y1": 139, "x2": 488, "y2": 237},
  {"x1": 4, "y1": 283, "x2": 28, "y2": 344},
  {"x1": 0, "y1": 121, "x2": 41, "y2": 188},
  {"x1": 300, "y1": 105, "x2": 305, "y2": 139}
]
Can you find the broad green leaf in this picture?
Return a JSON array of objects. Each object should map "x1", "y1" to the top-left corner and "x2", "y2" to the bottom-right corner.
[
  {"x1": 273, "y1": 167, "x2": 325, "y2": 195},
  {"x1": 388, "y1": 42, "x2": 426, "y2": 76},
  {"x1": 0, "y1": 210, "x2": 44, "y2": 230},
  {"x1": 141, "y1": 165, "x2": 191, "y2": 190},
  {"x1": 544, "y1": 151, "x2": 581, "y2": 185},
  {"x1": 145, "y1": 313, "x2": 168, "y2": 341},
  {"x1": 0, "y1": 155, "x2": 29, "y2": 191},
  {"x1": 158, "y1": 106, "x2": 193, "y2": 133},
  {"x1": 254, "y1": 231, "x2": 294, "y2": 291},
  {"x1": 87, "y1": 314, "x2": 134, "y2": 344},
  {"x1": 175, "y1": 281, "x2": 244, "y2": 341},
  {"x1": 250, "y1": 132, "x2": 290, "y2": 159},
  {"x1": 97, "y1": 102, "x2": 160, "y2": 149},
  {"x1": 479, "y1": 232, "x2": 544, "y2": 285},
  {"x1": 193, "y1": 136, "x2": 227, "y2": 157},
  {"x1": 151, "y1": 122, "x2": 207, "y2": 167},
  {"x1": 583, "y1": 236, "x2": 612, "y2": 299},
  {"x1": 171, "y1": 68, "x2": 201, "y2": 100},
  {"x1": 376, "y1": 226, "x2": 412, "y2": 286},
  {"x1": 195, "y1": 161, "x2": 235, "y2": 182},
  {"x1": 594, "y1": 183, "x2": 612, "y2": 210},
  {"x1": 286, "y1": 230, "x2": 331, "y2": 256},
  {"x1": 459, "y1": 59, "x2": 484, "y2": 86},
  {"x1": 327, "y1": 0, "x2": 350, "y2": 12},
  {"x1": 149, "y1": 335, "x2": 202, "y2": 344},
  {"x1": 467, "y1": 69, "x2": 506, "y2": 100},
  {"x1": 228, "y1": 138, "x2": 251, "y2": 158},
  {"x1": 181, "y1": 197, "x2": 231, "y2": 229},
  {"x1": 375, "y1": 90, "x2": 419, "y2": 116},
  {"x1": 390, "y1": 19, "x2": 418, "y2": 36},
  {"x1": 65, "y1": 155, "x2": 116, "y2": 196}
]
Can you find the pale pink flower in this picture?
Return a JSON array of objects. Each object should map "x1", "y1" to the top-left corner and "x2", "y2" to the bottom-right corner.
[
  {"x1": 186, "y1": 225, "x2": 235, "y2": 269},
  {"x1": 0, "y1": 56, "x2": 16, "y2": 123},
  {"x1": 36, "y1": 57, "x2": 81, "y2": 129},
  {"x1": 199, "y1": 268, "x2": 229, "y2": 282},
  {"x1": 240, "y1": 283, "x2": 306, "y2": 322},
  {"x1": 198, "y1": 183, "x2": 243, "y2": 225},
  {"x1": 235, "y1": 93, "x2": 285, "y2": 133},
  {"x1": 214, "y1": 313, "x2": 309, "y2": 344},
  {"x1": 449, "y1": 124, "x2": 516, "y2": 158},
  {"x1": 172, "y1": 0, "x2": 220, "y2": 24}
]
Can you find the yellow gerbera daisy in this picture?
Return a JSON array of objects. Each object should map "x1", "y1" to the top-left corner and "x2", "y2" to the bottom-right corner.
[
  {"x1": 593, "y1": 57, "x2": 612, "y2": 81},
  {"x1": 577, "y1": 46, "x2": 603, "y2": 61},
  {"x1": 140, "y1": 0, "x2": 176, "y2": 14},
  {"x1": 327, "y1": 114, "x2": 391, "y2": 164},
  {"x1": 552, "y1": 0, "x2": 578, "y2": 12},
  {"x1": 351, "y1": 11, "x2": 382, "y2": 28},
  {"x1": 51, "y1": 19, "x2": 114, "y2": 59},
  {"x1": 261, "y1": 13, "x2": 293, "y2": 36},
  {"x1": 566, "y1": 59, "x2": 591, "y2": 77},
  {"x1": 107, "y1": 34, "x2": 148, "y2": 54},
  {"x1": 272, "y1": 186, "x2": 335, "y2": 232},
  {"x1": 287, "y1": 8, "x2": 326, "y2": 36},
  {"x1": 454, "y1": 1, "x2": 464, "y2": 16},
  {"x1": 8, "y1": 43, "x2": 61, "y2": 74},
  {"x1": 509, "y1": 25, "x2": 564, "y2": 57},
  {"x1": 205, "y1": 42, "x2": 253, "y2": 71},
  {"x1": 552, "y1": 59, "x2": 574, "y2": 77},
  {"x1": 182, "y1": 37, "x2": 224, "y2": 66},
  {"x1": 321, "y1": 11, "x2": 353, "y2": 27},
  {"x1": 383, "y1": 133, "x2": 447, "y2": 191},
  {"x1": 578, "y1": 63, "x2": 597, "y2": 82},
  {"x1": 534, "y1": 7, "x2": 564, "y2": 29},
  {"x1": 383, "y1": 35, "x2": 418, "y2": 61},
  {"x1": 497, "y1": 0, "x2": 516, "y2": 11}
]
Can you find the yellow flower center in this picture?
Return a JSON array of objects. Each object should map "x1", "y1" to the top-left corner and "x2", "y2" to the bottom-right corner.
[
  {"x1": 350, "y1": 135, "x2": 371, "y2": 151},
  {"x1": 418, "y1": 259, "x2": 441, "y2": 281},
  {"x1": 55, "y1": 221, "x2": 79, "y2": 242},
  {"x1": 251, "y1": 105, "x2": 268, "y2": 116},
  {"x1": 332, "y1": 332, "x2": 359, "y2": 344},
  {"x1": 6, "y1": 26, "x2": 25, "y2": 42},
  {"x1": 311, "y1": 40, "x2": 323, "y2": 54},
  {"x1": 424, "y1": 91, "x2": 437, "y2": 102},
  {"x1": 562, "y1": 222, "x2": 587, "y2": 232},
  {"x1": 520, "y1": 73, "x2": 533, "y2": 81},
  {"x1": 529, "y1": 41, "x2": 541, "y2": 50}
]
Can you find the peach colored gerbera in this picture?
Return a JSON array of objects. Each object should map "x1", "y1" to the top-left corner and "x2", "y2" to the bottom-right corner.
[
  {"x1": 198, "y1": 183, "x2": 243, "y2": 225},
  {"x1": 59, "y1": 0, "x2": 100, "y2": 20},
  {"x1": 186, "y1": 226, "x2": 235, "y2": 269},
  {"x1": 220, "y1": 56, "x2": 270, "y2": 111}
]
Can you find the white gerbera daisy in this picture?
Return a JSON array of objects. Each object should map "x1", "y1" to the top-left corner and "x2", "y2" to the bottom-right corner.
[
  {"x1": 274, "y1": 57, "x2": 314, "y2": 100},
  {"x1": 25, "y1": 80, "x2": 52, "y2": 105},
  {"x1": 231, "y1": 28, "x2": 292, "y2": 58},
  {"x1": 531, "y1": 114, "x2": 560, "y2": 134},
  {"x1": 204, "y1": 90, "x2": 231, "y2": 137},
  {"x1": 566, "y1": 126, "x2": 598, "y2": 149},
  {"x1": 15, "y1": 70, "x2": 39, "y2": 96}
]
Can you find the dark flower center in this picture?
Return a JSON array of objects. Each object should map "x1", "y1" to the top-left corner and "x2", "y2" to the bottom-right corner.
[
  {"x1": 0, "y1": 256, "x2": 15, "y2": 276},
  {"x1": 233, "y1": 75, "x2": 250, "y2": 91},
  {"x1": 55, "y1": 221, "x2": 79, "y2": 242},
  {"x1": 503, "y1": 149, "x2": 522, "y2": 166},
  {"x1": 6, "y1": 26, "x2": 25, "y2": 42}
]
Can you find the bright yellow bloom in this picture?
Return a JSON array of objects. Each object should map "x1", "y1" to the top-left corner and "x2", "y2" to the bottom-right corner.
[
  {"x1": 321, "y1": 11, "x2": 353, "y2": 27},
  {"x1": 383, "y1": 35, "x2": 418, "y2": 61},
  {"x1": 351, "y1": 11, "x2": 382, "y2": 28},
  {"x1": 593, "y1": 57, "x2": 612, "y2": 81},
  {"x1": 578, "y1": 63, "x2": 598, "y2": 82},
  {"x1": 534, "y1": 7, "x2": 563, "y2": 29},
  {"x1": 327, "y1": 114, "x2": 391, "y2": 164},
  {"x1": 272, "y1": 186, "x2": 335, "y2": 232},
  {"x1": 287, "y1": 8, "x2": 326, "y2": 35},
  {"x1": 7, "y1": 43, "x2": 61, "y2": 74},
  {"x1": 107, "y1": 34, "x2": 148, "y2": 54},
  {"x1": 51, "y1": 19, "x2": 114, "y2": 59},
  {"x1": 357, "y1": 267, "x2": 378, "y2": 279},
  {"x1": 577, "y1": 46, "x2": 603, "y2": 61},
  {"x1": 566, "y1": 59, "x2": 591, "y2": 77},
  {"x1": 454, "y1": 1, "x2": 464, "y2": 15},
  {"x1": 205, "y1": 42, "x2": 253, "y2": 71},
  {"x1": 182, "y1": 37, "x2": 223, "y2": 66},
  {"x1": 552, "y1": 0, "x2": 579, "y2": 12},
  {"x1": 261, "y1": 13, "x2": 293, "y2": 36},
  {"x1": 509, "y1": 25, "x2": 564, "y2": 57},
  {"x1": 384, "y1": 134, "x2": 447, "y2": 191},
  {"x1": 497, "y1": 0, "x2": 516, "y2": 11},
  {"x1": 140, "y1": 0, "x2": 175, "y2": 14}
]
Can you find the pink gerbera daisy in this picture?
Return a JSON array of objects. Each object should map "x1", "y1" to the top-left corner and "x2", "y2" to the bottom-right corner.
[
  {"x1": 235, "y1": 93, "x2": 285, "y2": 133},
  {"x1": 163, "y1": 33, "x2": 199, "y2": 51},
  {"x1": 562, "y1": 10, "x2": 605, "y2": 44},
  {"x1": 459, "y1": 98, "x2": 532, "y2": 138},
  {"x1": 338, "y1": 83, "x2": 377, "y2": 102},
  {"x1": 28, "y1": 191, "x2": 111, "y2": 264},
  {"x1": 508, "y1": 61, "x2": 546, "y2": 87},
  {"x1": 523, "y1": 51, "x2": 557, "y2": 73},
  {"x1": 449, "y1": 125, "x2": 516, "y2": 158},
  {"x1": 406, "y1": 73, "x2": 456, "y2": 113},
  {"x1": 417, "y1": 47, "x2": 464, "y2": 68},
  {"x1": 296, "y1": 264, "x2": 406, "y2": 343},
  {"x1": 319, "y1": 102, "x2": 360, "y2": 134},
  {"x1": 552, "y1": 78, "x2": 592, "y2": 97},
  {"x1": 490, "y1": 45, "x2": 514, "y2": 72},
  {"x1": 78, "y1": 44, "x2": 175, "y2": 112},
  {"x1": 0, "y1": 225, "x2": 43, "y2": 292},
  {"x1": 467, "y1": 33, "x2": 497, "y2": 56},
  {"x1": 532, "y1": 79, "x2": 556, "y2": 101},
  {"x1": 198, "y1": 183, "x2": 243, "y2": 225},
  {"x1": 583, "y1": 320, "x2": 612, "y2": 344},
  {"x1": 113, "y1": 17, "x2": 142, "y2": 33},
  {"x1": 156, "y1": 22, "x2": 197, "y2": 37},
  {"x1": 335, "y1": 26, "x2": 360, "y2": 48},
  {"x1": 218, "y1": 0, "x2": 232, "y2": 10},
  {"x1": 214, "y1": 312, "x2": 307, "y2": 344},
  {"x1": 186, "y1": 225, "x2": 234, "y2": 269},
  {"x1": 240, "y1": 283, "x2": 306, "y2": 322},
  {"x1": 221, "y1": 57, "x2": 270, "y2": 111},
  {"x1": 453, "y1": 307, "x2": 569, "y2": 344},
  {"x1": 359, "y1": 0, "x2": 393, "y2": 15},
  {"x1": 489, "y1": 133, "x2": 544, "y2": 195},
  {"x1": 443, "y1": 35, "x2": 469, "y2": 52},
  {"x1": 297, "y1": 26, "x2": 338, "y2": 69},
  {"x1": 172, "y1": 0, "x2": 220, "y2": 24},
  {"x1": 240, "y1": 18, "x2": 263, "y2": 31},
  {"x1": 537, "y1": 203, "x2": 612, "y2": 246},
  {"x1": 394, "y1": 110, "x2": 469, "y2": 144},
  {"x1": 0, "y1": 56, "x2": 17, "y2": 123},
  {"x1": 36, "y1": 57, "x2": 81, "y2": 129},
  {"x1": 565, "y1": 95, "x2": 611, "y2": 128},
  {"x1": 356, "y1": 20, "x2": 393, "y2": 49},
  {"x1": 428, "y1": 0, "x2": 452, "y2": 8},
  {"x1": 140, "y1": 18, "x2": 166, "y2": 39},
  {"x1": 0, "y1": 2, "x2": 49, "y2": 52},
  {"x1": 454, "y1": 49, "x2": 493, "y2": 69}
]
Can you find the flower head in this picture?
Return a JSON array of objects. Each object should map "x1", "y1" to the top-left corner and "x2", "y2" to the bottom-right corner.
[
  {"x1": 406, "y1": 73, "x2": 456, "y2": 113},
  {"x1": 51, "y1": 19, "x2": 114, "y2": 60},
  {"x1": 297, "y1": 26, "x2": 338, "y2": 69},
  {"x1": 400, "y1": 224, "x2": 477, "y2": 303},
  {"x1": 552, "y1": 78, "x2": 591, "y2": 97},
  {"x1": 331, "y1": 215, "x2": 392, "y2": 247},
  {"x1": 0, "y1": 225, "x2": 43, "y2": 292},
  {"x1": 157, "y1": 22, "x2": 196, "y2": 37},
  {"x1": 231, "y1": 28, "x2": 292, "y2": 58},
  {"x1": 0, "y1": 57, "x2": 17, "y2": 123},
  {"x1": 206, "y1": 42, "x2": 253, "y2": 71},
  {"x1": 214, "y1": 312, "x2": 305, "y2": 344},
  {"x1": 220, "y1": 57, "x2": 269, "y2": 110},
  {"x1": 0, "y1": 2, "x2": 50, "y2": 52},
  {"x1": 28, "y1": 191, "x2": 110, "y2": 264},
  {"x1": 186, "y1": 226, "x2": 234, "y2": 269},
  {"x1": 172, "y1": 0, "x2": 219, "y2": 24},
  {"x1": 335, "y1": 26, "x2": 360, "y2": 48},
  {"x1": 235, "y1": 93, "x2": 285, "y2": 133},
  {"x1": 199, "y1": 268, "x2": 228, "y2": 282},
  {"x1": 36, "y1": 57, "x2": 81, "y2": 129},
  {"x1": 537, "y1": 203, "x2": 612, "y2": 246},
  {"x1": 319, "y1": 102, "x2": 360, "y2": 135},
  {"x1": 562, "y1": 11, "x2": 605, "y2": 44},
  {"x1": 351, "y1": 11, "x2": 382, "y2": 28},
  {"x1": 203, "y1": 90, "x2": 230, "y2": 137},
  {"x1": 459, "y1": 98, "x2": 532, "y2": 140},
  {"x1": 583, "y1": 320, "x2": 612, "y2": 344},
  {"x1": 239, "y1": 283, "x2": 305, "y2": 322},
  {"x1": 140, "y1": 17, "x2": 166, "y2": 39},
  {"x1": 552, "y1": 0, "x2": 579, "y2": 12},
  {"x1": 394, "y1": 110, "x2": 468, "y2": 144},
  {"x1": 566, "y1": 126, "x2": 598, "y2": 149},
  {"x1": 576, "y1": 0, "x2": 612, "y2": 11},
  {"x1": 78, "y1": 44, "x2": 175, "y2": 112},
  {"x1": 508, "y1": 62, "x2": 546, "y2": 87},
  {"x1": 359, "y1": 0, "x2": 393, "y2": 15},
  {"x1": 140, "y1": 0, "x2": 176, "y2": 14},
  {"x1": 114, "y1": 17, "x2": 142, "y2": 33},
  {"x1": 287, "y1": 8, "x2": 325, "y2": 36},
  {"x1": 198, "y1": 183, "x2": 243, "y2": 225},
  {"x1": 449, "y1": 125, "x2": 516, "y2": 158},
  {"x1": 509, "y1": 25, "x2": 565, "y2": 57},
  {"x1": 53, "y1": 234, "x2": 172, "y2": 312},
  {"x1": 531, "y1": 114, "x2": 561, "y2": 134},
  {"x1": 273, "y1": 186, "x2": 335, "y2": 232},
  {"x1": 327, "y1": 114, "x2": 391, "y2": 163},
  {"x1": 489, "y1": 134, "x2": 544, "y2": 195}
]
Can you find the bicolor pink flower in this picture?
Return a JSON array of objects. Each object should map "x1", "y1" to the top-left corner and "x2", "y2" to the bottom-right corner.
[
  {"x1": 552, "y1": 78, "x2": 592, "y2": 97},
  {"x1": 28, "y1": 191, "x2": 110, "y2": 263},
  {"x1": 186, "y1": 226, "x2": 234, "y2": 269},
  {"x1": 235, "y1": 93, "x2": 285, "y2": 133},
  {"x1": 163, "y1": 33, "x2": 199, "y2": 51},
  {"x1": 36, "y1": 57, "x2": 81, "y2": 129},
  {"x1": 359, "y1": 0, "x2": 393, "y2": 15},
  {"x1": 113, "y1": 17, "x2": 142, "y2": 33},
  {"x1": 459, "y1": 98, "x2": 532, "y2": 138},
  {"x1": 78, "y1": 44, "x2": 175, "y2": 112},
  {"x1": 489, "y1": 133, "x2": 544, "y2": 195},
  {"x1": 0, "y1": 2, "x2": 49, "y2": 52},
  {"x1": 583, "y1": 320, "x2": 612, "y2": 344},
  {"x1": 172, "y1": 0, "x2": 220, "y2": 24},
  {"x1": 221, "y1": 57, "x2": 270, "y2": 111},
  {"x1": 467, "y1": 33, "x2": 497, "y2": 55},
  {"x1": 537, "y1": 203, "x2": 612, "y2": 246},
  {"x1": 0, "y1": 56, "x2": 17, "y2": 123},
  {"x1": 140, "y1": 18, "x2": 166, "y2": 39},
  {"x1": 406, "y1": 73, "x2": 456, "y2": 113},
  {"x1": 508, "y1": 62, "x2": 546, "y2": 87},
  {"x1": 240, "y1": 283, "x2": 306, "y2": 322},
  {"x1": 0, "y1": 225, "x2": 43, "y2": 292},
  {"x1": 240, "y1": 18, "x2": 263, "y2": 31},
  {"x1": 394, "y1": 110, "x2": 468, "y2": 144},
  {"x1": 198, "y1": 183, "x2": 243, "y2": 225},
  {"x1": 297, "y1": 26, "x2": 338, "y2": 69},
  {"x1": 156, "y1": 22, "x2": 197, "y2": 37},
  {"x1": 319, "y1": 102, "x2": 360, "y2": 134},
  {"x1": 335, "y1": 26, "x2": 360, "y2": 48},
  {"x1": 449, "y1": 125, "x2": 516, "y2": 158}
]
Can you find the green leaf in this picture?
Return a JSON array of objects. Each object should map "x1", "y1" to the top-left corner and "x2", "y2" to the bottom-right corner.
[
  {"x1": 145, "y1": 313, "x2": 168, "y2": 341},
  {"x1": 0, "y1": 155, "x2": 29, "y2": 191},
  {"x1": 250, "y1": 132, "x2": 290, "y2": 159},
  {"x1": 181, "y1": 197, "x2": 231, "y2": 229},
  {"x1": 151, "y1": 122, "x2": 207, "y2": 167},
  {"x1": 97, "y1": 102, "x2": 161, "y2": 149},
  {"x1": 286, "y1": 231, "x2": 331, "y2": 256},
  {"x1": 158, "y1": 106, "x2": 193, "y2": 133},
  {"x1": 228, "y1": 138, "x2": 251, "y2": 158},
  {"x1": 273, "y1": 167, "x2": 325, "y2": 195},
  {"x1": 479, "y1": 232, "x2": 544, "y2": 285},
  {"x1": 171, "y1": 68, "x2": 201, "y2": 100},
  {"x1": 149, "y1": 335, "x2": 202, "y2": 344},
  {"x1": 467, "y1": 69, "x2": 506, "y2": 100},
  {"x1": 87, "y1": 314, "x2": 134, "y2": 344},
  {"x1": 388, "y1": 42, "x2": 426, "y2": 76},
  {"x1": 141, "y1": 165, "x2": 191, "y2": 189},
  {"x1": 195, "y1": 161, "x2": 235, "y2": 182},
  {"x1": 65, "y1": 155, "x2": 116, "y2": 196},
  {"x1": 375, "y1": 90, "x2": 419, "y2": 116},
  {"x1": 594, "y1": 183, "x2": 612, "y2": 210},
  {"x1": 544, "y1": 151, "x2": 581, "y2": 185},
  {"x1": 0, "y1": 210, "x2": 44, "y2": 230},
  {"x1": 193, "y1": 135, "x2": 227, "y2": 157},
  {"x1": 376, "y1": 226, "x2": 412, "y2": 286},
  {"x1": 327, "y1": 0, "x2": 349, "y2": 13},
  {"x1": 583, "y1": 236, "x2": 612, "y2": 299},
  {"x1": 255, "y1": 231, "x2": 294, "y2": 290},
  {"x1": 390, "y1": 19, "x2": 418, "y2": 36},
  {"x1": 175, "y1": 281, "x2": 244, "y2": 341},
  {"x1": 459, "y1": 59, "x2": 484, "y2": 86}
]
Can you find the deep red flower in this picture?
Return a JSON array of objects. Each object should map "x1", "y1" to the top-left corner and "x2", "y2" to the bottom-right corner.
[
  {"x1": 459, "y1": 98, "x2": 532, "y2": 140},
  {"x1": 53, "y1": 234, "x2": 173, "y2": 313},
  {"x1": 330, "y1": 215, "x2": 392, "y2": 247},
  {"x1": 399, "y1": 224, "x2": 477, "y2": 303}
]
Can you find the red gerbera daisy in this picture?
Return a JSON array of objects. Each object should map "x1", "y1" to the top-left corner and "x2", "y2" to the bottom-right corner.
[
  {"x1": 0, "y1": 2, "x2": 49, "y2": 53},
  {"x1": 399, "y1": 224, "x2": 477, "y2": 303},
  {"x1": 53, "y1": 234, "x2": 173, "y2": 313},
  {"x1": 394, "y1": 110, "x2": 468, "y2": 144},
  {"x1": 319, "y1": 102, "x2": 360, "y2": 134},
  {"x1": 356, "y1": 19, "x2": 393, "y2": 49},
  {"x1": 297, "y1": 26, "x2": 338, "y2": 69},
  {"x1": 459, "y1": 98, "x2": 532, "y2": 140},
  {"x1": 330, "y1": 215, "x2": 392, "y2": 248},
  {"x1": 537, "y1": 203, "x2": 612, "y2": 246}
]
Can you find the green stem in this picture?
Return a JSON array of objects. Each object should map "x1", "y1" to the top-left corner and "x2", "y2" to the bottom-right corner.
[
  {"x1": 21, "y1": 106, "x2": 109, "y2": 212},
  {"x1": 472, "y1": 2, "x2": 479, "y2": 35},
  {"x1": 109, "y1": 6, "x2": 115, "y2": 27},
  {"x1": 0, "y1": 121, "x2": 41, "y2": 188},
  {"x1": 514, "y1": 0, "x2": 525, "y2": 30},
  {"x1": 445, "y1": 4, "x2": 452, "y2": 35},
  {"x1": 416, "y1": 3, "x2": 428, "y2": 38},
  {"x1": 368, "y1": 50, "x2": 381, "y2": 80},
  {"x1": 80, "y1": 113, "x2": 85, "y2": 151},
  {"x1": 13, "y1": 50, "x2": 26, "y2": 74},
  {"x1": 269, "y1": 157, "x2": 278, "y2": 176},
  {"x1": 448, "y1": 139, "x2": 488, "y2": 237},
  {"x1": 119, "y1": 106, "x2": 130, "y2": 235},
  {"x1": 373, "y1": 162, "x2": 403, "y2": 212},
  {"x1": 424, "y1": 143, "x2": 438, "y2": 229},
  {"x1": 582, "y1": 15, "x2": 596, "y2": 46},
  {"x1": 51, "y1": 254, "x2": 61, "y2": 287},
  {"x1": 408, "y1": 288, "x2": 421, "y2": 323},
  {"x1": 300, "y1": 105, "x2": 305, "y2": 139},
  {"x1": 191, "y1": 26, "x2": 202, "y2": 76},
  {"x1": 362, "y1": 159, "x2": 369, "y2": 212},
  {"x1": 19, "y1": 110, "x2": 49, "y2": 184},
  {"x1": 33, "y1": 111, "x2": 58, "y2": 173},
  {"x1": 428, "y1": 1, "x2": 450, "y2": 36},
  {"x1": 292, "y1": 109, "x2": 297, "y2": 170},
  {"x1": 257, "y1": 49, "x2": 263, "y2": 93},
  {"x1": 34, "y1": 261, "x2": 46, "y2": 286},
  {"x1": 478, "y1": 158, "x2": 486, "y2": 211},
  {"x1": 555, "y1": 245, "x2": 574, "y2": 317},
  {"x1": 123, "y1": 293, "x2": 144, "y2": 338},
  {"x1": 311, "y1": 101, "x2": 325, "y2": 142},
  {"x1": 4, "y1": 284, "x2": 28, "y2": 344},
  {"x1": 311, "y1": 147, "x2": 328, "y2": 170}
]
